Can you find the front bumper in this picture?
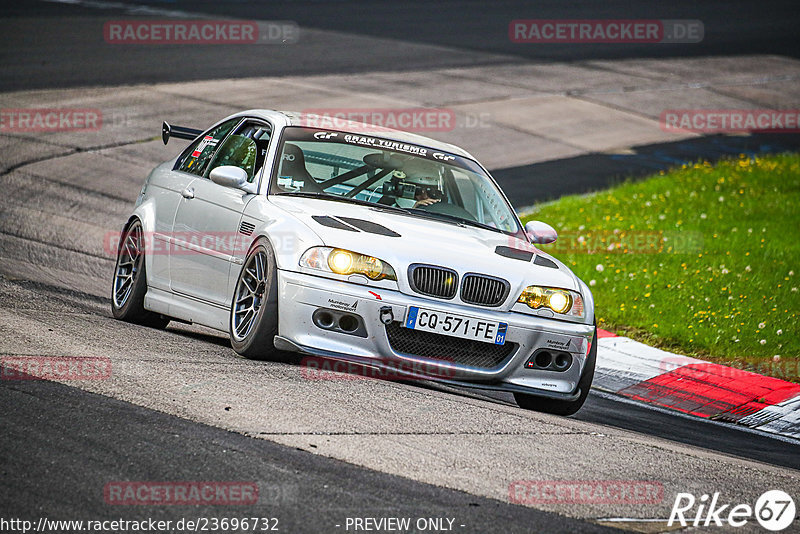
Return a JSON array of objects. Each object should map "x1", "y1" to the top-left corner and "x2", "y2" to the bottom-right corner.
[{"x1": 277, "y1": 270, "x2": 595, "y2": 398}]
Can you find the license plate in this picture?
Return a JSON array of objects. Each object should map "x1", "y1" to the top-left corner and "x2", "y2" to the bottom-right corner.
[{"x1": 404, "y1": 306, "x2": 507, "y2": 345}]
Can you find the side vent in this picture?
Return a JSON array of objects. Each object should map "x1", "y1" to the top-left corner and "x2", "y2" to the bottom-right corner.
[{"x1": 239, "y1": 221, "x2": 255, "y2": 236}]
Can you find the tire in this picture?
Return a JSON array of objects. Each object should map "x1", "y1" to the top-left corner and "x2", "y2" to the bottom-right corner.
[
  {"x1": 514, "y1": 324, "x2": 597, "y2": 416},
  {"x1": 111, "y1": 219, "x2": 170, "y2": 329},
  {"x1": 229, "y1": 238, "x2": 281, "y2": 360}
]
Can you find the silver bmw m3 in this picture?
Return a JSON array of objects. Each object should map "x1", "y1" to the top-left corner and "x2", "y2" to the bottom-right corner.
[{"x1": 112, "y1": 110, "x2": 597, "y2": 415}]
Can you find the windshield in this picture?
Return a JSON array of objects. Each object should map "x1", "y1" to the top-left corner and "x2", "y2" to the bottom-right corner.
[{"x1": 269, "y1": 127, "x2": 523, "y2": 236}]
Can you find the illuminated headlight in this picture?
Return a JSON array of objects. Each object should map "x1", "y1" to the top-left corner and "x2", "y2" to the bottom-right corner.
[
  {"x1": 517, "y1": 286, "x2": 584, "y2": 317},
  {"x1": 299, "y1": 247, "x2": 397, "y2": 281}
]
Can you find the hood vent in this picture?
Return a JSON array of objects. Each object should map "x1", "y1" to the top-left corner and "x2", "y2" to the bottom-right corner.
[
  {"x1": 311, "y1": 215, "x2": 359, "y2": 232},
  {"x1": 338, "y1": 217, "x2": 401, "y2": 237},
  {"x1": 534, "y1": 255, "x2": 558, "y2": 269},
  {"x1": 311, "y1": 215, "x2": 400, "y2": 237},
  {"x1": 494, "y1": 246, "x2": 533, "y2": 262}
]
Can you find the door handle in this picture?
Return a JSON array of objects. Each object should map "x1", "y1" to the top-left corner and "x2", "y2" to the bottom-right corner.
[{"x1": 181, "y1": 187, "x2": 195, "y2": 199}]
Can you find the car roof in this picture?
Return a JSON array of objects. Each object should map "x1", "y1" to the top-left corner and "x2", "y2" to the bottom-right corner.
[{"x1": 235, "y1": 109, "x2": 476, "y2": 160}]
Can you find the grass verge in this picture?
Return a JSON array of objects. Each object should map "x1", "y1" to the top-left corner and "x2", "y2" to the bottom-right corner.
[{"x1": 522, "y1": 153, "x2": 799, "y2": 381}]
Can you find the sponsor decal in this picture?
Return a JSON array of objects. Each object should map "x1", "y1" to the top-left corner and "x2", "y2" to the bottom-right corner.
[
  {"x1": 342, "y1": 134, "x2": 429, "y2": 157},
  {"x1": 544, "y1": 338, "x2": 571, "y2": 350},
  {"x1": 327, "y1": 298, "x2": 358, "y2": 311},
  {"x1": 192, "y1": 135, "x2": 218, "y2": 157},
  {"x1": 285, "y1": 128, "x2": 483, "y2": 173}
]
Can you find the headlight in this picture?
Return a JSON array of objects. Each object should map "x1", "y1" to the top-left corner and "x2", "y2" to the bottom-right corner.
[
  {"x1": 299, "y1": 247, "x2": 397, "y2": 281},
  {"x1": 517, "y1": 286, "x2": 584, "y2": 317}
]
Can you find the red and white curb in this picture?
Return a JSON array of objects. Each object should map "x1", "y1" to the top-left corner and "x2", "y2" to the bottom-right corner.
[{"x1": 594, "y1": 329, "x2": 800, "y2": 439}]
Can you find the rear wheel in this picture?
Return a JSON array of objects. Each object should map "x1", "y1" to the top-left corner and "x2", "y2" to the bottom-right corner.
[
  {"x1": 229, "y1": 239, "x2": 281, "y2": 360},
  {"x1": 111, "y1": 220, "x2": 170, "y2": 328},
  {"x1": 514, "y1": 324, "x2": 597, "y2": 416}
]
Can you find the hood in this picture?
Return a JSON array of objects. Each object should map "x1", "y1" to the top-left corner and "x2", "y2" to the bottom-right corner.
[{"x1": 269, "y1": 196, "x2": 580, "y2": 305}]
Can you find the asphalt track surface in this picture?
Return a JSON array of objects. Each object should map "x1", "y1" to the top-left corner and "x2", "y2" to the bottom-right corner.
[
  {"x1": 2, "y1": 0, "x2": 800, "y2": 91},
  {"x1": 2, "y1": 1, "x2": 800, "y2": 532},
  {"x1": 1, "y1": 374, "x2": 613, "y2": 534}
]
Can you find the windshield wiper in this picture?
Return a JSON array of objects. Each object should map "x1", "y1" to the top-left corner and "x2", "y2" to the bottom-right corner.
[
  {"x1": 274, "y1": 191, "x2": 412, "y2": 215},
  {"x1": 406, "y1": 208, "x2": 499, "y2": 231}
]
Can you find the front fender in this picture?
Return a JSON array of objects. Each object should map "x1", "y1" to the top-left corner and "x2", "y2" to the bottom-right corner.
[
  {"x1": 577, "y1": 277, "x2": 596, "y2": 326},
  {"x1": 238, "y1": 197, "x2": 324, "y2": 272},
  {"x1": 126, "y1": 198, "x2": 161, "y2": 289}
]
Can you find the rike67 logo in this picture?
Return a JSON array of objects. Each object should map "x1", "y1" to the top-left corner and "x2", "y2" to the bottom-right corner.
[{"x1": 669, "y1": 490, "x2": 796, "y2": 531}]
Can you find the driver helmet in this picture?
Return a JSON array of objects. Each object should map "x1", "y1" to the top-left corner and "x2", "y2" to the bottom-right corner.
[{"x1": 401, "y1": 162, "x2": 444, "y2": 201}]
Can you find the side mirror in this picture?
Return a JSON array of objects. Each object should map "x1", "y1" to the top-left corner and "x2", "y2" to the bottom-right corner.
[
  {"x1": 209, "y1": 166, "x2": 248, "y2": 189},
  {"x1": 525, "y1": 220, "x2": 558, "y2": 244}
]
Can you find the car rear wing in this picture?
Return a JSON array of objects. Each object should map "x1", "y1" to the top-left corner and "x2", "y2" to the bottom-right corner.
[{"x1": 161, "y1": 121, "x2": 203, "y2": 145}]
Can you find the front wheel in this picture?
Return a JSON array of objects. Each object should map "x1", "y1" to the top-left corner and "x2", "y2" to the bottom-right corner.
[
  {"x1": 110, "y1": 219, "x2": 170, "y2": 329},
  {"x1": 229, "y1": 239, "x2": 281, "y2": 360},
  {"x1": 514, "y1": 324, "x2": 597, "y2": 416}
]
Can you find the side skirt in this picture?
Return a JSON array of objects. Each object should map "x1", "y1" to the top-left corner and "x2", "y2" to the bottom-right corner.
[{"x1": 144, "y1": 286, "x2": 229, "y2": 332}]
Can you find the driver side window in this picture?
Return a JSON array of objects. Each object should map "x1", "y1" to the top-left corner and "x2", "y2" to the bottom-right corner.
[
  {"x1": 176, "y1": 118, "x2": 240, "y2": 176},
  {"x1": 205, "y1": 120, "x2": 272, "y2": 183}
]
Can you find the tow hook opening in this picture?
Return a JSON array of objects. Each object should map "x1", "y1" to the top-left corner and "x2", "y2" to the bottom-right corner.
[{"x1": 379, "y1": 306, "x2": 394, "y2": 325}]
